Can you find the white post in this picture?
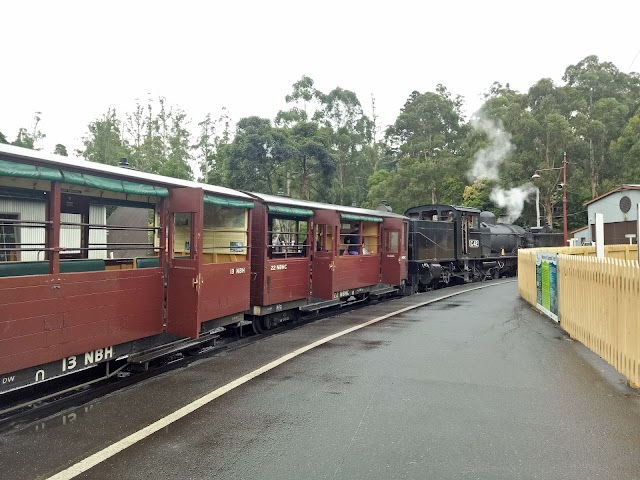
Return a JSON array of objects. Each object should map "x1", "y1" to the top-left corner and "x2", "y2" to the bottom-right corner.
[
  {"x1": 536, "y1": 188, "x2": 541, "y2": 228},
  {"x1": 595, "y1": 212, "x2": 605, "y2": 259}
]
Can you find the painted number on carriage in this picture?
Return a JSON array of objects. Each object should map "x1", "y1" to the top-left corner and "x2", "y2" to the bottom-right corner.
[
  {"x1": 61, "y1": 347, "x2": 114, "y2": 372},
  {"x1": 270, "y1": 264, "x2": 287, "y2": 271}
]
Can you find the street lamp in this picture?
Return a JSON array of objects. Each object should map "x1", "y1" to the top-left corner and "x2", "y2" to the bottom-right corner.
[{"x1": 531, "y1": 152, "x2": 568, "y2": 245}]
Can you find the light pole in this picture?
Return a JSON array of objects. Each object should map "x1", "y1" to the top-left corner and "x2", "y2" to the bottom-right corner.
[
  {"x1": 531, "y1": 152, "x2": 568, "y2": 244},
  {"x1": 534, "y1": 188, "x2": 541, "y2": 228}
]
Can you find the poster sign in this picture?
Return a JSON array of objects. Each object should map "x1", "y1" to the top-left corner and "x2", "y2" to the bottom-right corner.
[
  {"x1": 230, "y1": 241, "x2": 244, "y2": 253},
  {"x1": 536, "y1": 252, "x2": 559, "y2": 322}
]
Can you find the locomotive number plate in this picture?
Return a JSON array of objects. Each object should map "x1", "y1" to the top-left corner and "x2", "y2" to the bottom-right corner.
[{"x1": 469, "y1": 239, "x2": 480, "y2": 248}]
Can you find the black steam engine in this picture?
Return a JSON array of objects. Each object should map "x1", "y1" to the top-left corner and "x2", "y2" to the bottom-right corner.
[{"x1": 404, "y1": 204, "x2": 563, "y2": 291}]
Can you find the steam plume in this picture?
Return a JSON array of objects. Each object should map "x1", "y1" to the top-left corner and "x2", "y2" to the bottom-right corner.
[
  {"x1": 467, "y1": 116, "x2": 514, "y2": 182},
  {"x1": 468, "y1": 114, "x2": 537, "y2": 223},
  {"x1": 490, "y1": 184, "x2": 538, "y2": 223}
]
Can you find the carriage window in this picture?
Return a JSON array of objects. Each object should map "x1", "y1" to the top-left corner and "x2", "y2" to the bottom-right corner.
[
  {"x1": 339, "y1": 221, "x2": 378, "y2": 255},
  {"x1": 385, "y1": 231, "x2": 399, "y2": 254},
  {"x1": 315, "y1": 224, "x2": 332, "y2": 253},
  {"x1": 0, "y1": 214, "x2": 18, "y2": 261},
  {"x1": 101, "y1": 203, "x2": 157, "y2": 262},
  {"x1": 173, "y1": 212, "x2": 193, "y2": 258},
  {"x1": 268, "y1": 216, "x2": 308, "y2": 259},
  {"x1": 362, "y1": 222, "x2": 379, "y2": 254},
  {"x1": 201, "y1": 204, "x2": 248, "y2": 263},
  {"x1": 339, "y1": 222, "x2": 361, "y2": 255}
]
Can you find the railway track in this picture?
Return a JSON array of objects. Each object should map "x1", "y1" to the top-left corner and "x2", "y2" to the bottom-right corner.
[{"x1": 0, "y1": 296, "x2": 387, "y2": 434}]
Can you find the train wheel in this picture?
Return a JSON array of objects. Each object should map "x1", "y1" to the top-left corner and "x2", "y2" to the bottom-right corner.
[{"x1": 262, "y1": 316, "x2": 273, "y2": 331}]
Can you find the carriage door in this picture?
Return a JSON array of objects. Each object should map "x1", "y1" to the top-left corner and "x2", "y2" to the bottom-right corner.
[
  {"x1": 311, "y1": 210, "x2": 336, "y2": 299},
  {"x1": 167, "y1": 187, "x2": 204, "y2": 338},
  {"x1": 381, "y1": 220, "x2": 401, "y2": 285}
]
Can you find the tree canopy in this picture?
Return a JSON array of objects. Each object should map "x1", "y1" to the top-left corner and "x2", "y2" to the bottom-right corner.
[{"x1": 10, "y1": 55, "x2": 640, "y2": 232}]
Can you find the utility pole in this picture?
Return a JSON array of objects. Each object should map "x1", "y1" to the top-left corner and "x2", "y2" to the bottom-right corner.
[{"x1": 563, "y1": 152, "x2": 568, "y2": 245}]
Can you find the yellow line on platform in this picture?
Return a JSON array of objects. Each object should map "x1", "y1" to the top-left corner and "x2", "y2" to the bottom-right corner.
[{"x1": 47, "y1": 280, "x2": 514, "y2": 480}]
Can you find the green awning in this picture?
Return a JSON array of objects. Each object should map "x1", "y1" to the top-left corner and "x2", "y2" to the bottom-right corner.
[
  {"x1": 268, "y1": 205, "x2": 313, "y2": 217},
  {"x1": 204, "y1": 195, "x2": 254, "y2": 209},
  {"x1": 0, "y1": 159, "x2": 169, "y2": 197},
  {"x1": 341, "y1": 213, "x2": 383, "y2": 223},
  {"x1": 0, "y1": 159, "x2": 63, "y2": 181}
]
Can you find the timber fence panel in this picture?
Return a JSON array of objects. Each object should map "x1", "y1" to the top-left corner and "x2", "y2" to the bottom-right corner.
[
  {"x1": 519, "y1": 246, "x2": 640, "y2": 387},
  {"x1": 556, "y1": 254, "x2": 640, "y2": 388},
  {"x1": 517, "y1": 250, "x2": 537, "y2": 305}
]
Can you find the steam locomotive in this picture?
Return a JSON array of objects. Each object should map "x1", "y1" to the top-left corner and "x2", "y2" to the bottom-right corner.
[{"x1": 404, "y1": 204, "x2": 563, "y2": 290}]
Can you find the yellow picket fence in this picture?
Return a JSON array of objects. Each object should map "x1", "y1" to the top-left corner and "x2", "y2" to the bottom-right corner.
[
  {"x1": 529, "y1": 244, "x2": 638, "y2": 260},
  {"x1": 518, "y1": 245, "x2": 640, "y2": 388}
]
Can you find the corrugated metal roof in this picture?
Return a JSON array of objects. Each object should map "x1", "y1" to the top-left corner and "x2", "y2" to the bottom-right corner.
[
  {"x1": 583, "y1": 184, "x2": 640, "y2": 206},
  {"x1": 0, "y1": 144, "x2": 253, "y2": 200},
  {"x1": 247, "y1": 192, "x2": 408, "y2": 219}
]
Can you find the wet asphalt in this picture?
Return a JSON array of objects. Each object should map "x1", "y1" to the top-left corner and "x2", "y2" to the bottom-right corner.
[{"x1": 1, "y1": 281, "x2": 640, "y2": 480}]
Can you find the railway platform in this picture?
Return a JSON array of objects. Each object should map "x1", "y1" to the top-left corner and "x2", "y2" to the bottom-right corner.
[{"x1": 1, "y1": 280, "x2": 640, "y2": 480}]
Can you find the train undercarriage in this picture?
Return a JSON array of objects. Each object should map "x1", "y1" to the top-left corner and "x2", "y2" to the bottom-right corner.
[{"x1": 408, "y1": 256, "x2": 518, "y2": 292}]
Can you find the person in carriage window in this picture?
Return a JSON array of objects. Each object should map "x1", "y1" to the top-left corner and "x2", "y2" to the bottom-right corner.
[{"x1": 345, "y1": 225, "x2": 360, "y2": 255}]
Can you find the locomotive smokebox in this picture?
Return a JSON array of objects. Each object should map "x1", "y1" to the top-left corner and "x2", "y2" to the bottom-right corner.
[{"x1": 479, "y1": 211, "x2": 525, "y2": 254}]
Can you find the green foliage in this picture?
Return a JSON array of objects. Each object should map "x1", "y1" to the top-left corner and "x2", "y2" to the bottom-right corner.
[
  {"x1": 9, "y1": 55, "x2": 638, "y2": 231},
  {"x1": 53, "y1": 144, "x2": 68, "y2": 156},
  {"x1": 463, "y1": 178, "x2": 496, "y2": 212},
  {"x1": 282, "y1": 121, "x2": 335, "y2": 201},
  {"x1": 10, "y1": 114, "x2": 46, "y2": 150},
  {"x1": 611, "y1": 113, "x2": 640, "y2": 181},
  {"x1": 77, "y1": 108, "x2": 130, "y2": 166},
  {"x1": 193, "y1": 110, "x2": 231, "y2": 185},
  {"x1": 225, "y1": 116, "x2": 288, "y2": 194}
]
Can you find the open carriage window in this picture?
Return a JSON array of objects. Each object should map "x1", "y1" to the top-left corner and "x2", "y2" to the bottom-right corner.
[
  {"x1": 340, "y1": 222, "x2": 361, "y2": 255},
  {"x1": 0, "y1": 185, "x2": 160, "y2": 275},
  {"x1": 201, "y1": 204, "x2": 248, "y2": 264},
  {"x1": 268, "y1": 216, "x2": 308, "y2": 259},
  {"x1": 315, "y1": 224, "x2": 332, "y2": 253},
  {"x1": 339, "y1": 221, "x2": 379, "y2": 255}
]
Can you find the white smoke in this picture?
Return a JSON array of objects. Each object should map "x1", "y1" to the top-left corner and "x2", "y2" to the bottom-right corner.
[
  {"x1": 468, "y1": 114, "x2": 537, "y2": 223},
  {"x1": 490, "y1": 184, "x2": 538, "y2": 223},
  {"x1": 467, "y1": 116, "x2": 514, "y2": 182}
]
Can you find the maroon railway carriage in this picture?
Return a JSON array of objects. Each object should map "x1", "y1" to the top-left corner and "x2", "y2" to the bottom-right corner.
[
  {"x1": 247, "y1": 193, "x2": 409, "y2": 332},
  {"x1": 248, "y1": 193, "x2": 315, "y2": 331},
  {"x1": 312, "y1": 206, "x2": 408, "y2": 302},
  {"x1": 0, "y1": 144, "x2": 254, "y2": 394}
]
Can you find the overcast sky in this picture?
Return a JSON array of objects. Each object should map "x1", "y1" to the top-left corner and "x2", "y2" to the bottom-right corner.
[{"x1": 2, "y1": 0, "x2": 639, "y2": 157}]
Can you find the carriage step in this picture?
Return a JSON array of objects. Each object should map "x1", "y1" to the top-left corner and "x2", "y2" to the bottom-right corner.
[
  {"x1": 370, "y1": 287, "x2": 398, "y2": 297},
  {"x1": 128, "y1": 335, "x2": 219, "y2": 364},
  {"x1": 300, "y1": 298, "x2": 342, "y2": 312}
]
